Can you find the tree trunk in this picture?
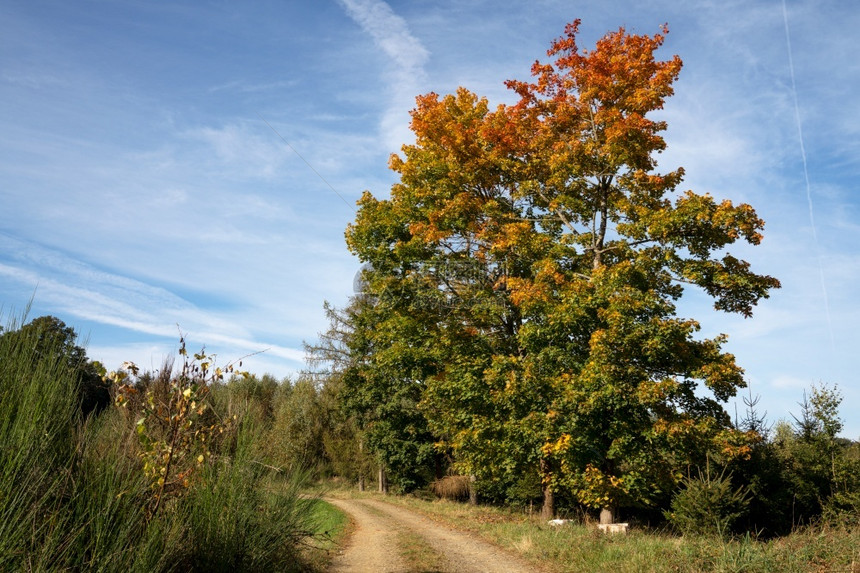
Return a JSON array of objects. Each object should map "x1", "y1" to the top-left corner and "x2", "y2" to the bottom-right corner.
[
  {"x1": 540, "y1": 458, "x2": 554, "y2": 519},
  {"x1": 435, "y1": 453, "x2": 445, "y2": 480},
  {"x1": 468, "y1": 474, "x2": 477, "y2": 506},
  {"x1": 541, "y1": 486, "x2": 555, "y2": 520},
  {"x1": 378, "y1": 467, "x2": 388, "y2": 494}
]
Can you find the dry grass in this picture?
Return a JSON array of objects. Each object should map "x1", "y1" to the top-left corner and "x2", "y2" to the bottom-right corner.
[{"x1": 430, "y1": 475, "x2": 471, "y2": 501}]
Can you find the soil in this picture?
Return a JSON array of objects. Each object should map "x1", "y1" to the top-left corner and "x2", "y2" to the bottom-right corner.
[{"x1": 326, "y1": 497, "x2": 539, "y2": 573}]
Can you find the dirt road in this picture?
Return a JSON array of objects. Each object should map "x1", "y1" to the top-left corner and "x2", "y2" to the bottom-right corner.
[{"x1": 326, "y1": 497, "x2": 538, "y2": 573}]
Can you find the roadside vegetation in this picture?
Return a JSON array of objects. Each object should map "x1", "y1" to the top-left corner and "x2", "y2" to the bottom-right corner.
[
  {"x1": 2, "y1": 306, "x2": 857, "y2": 572},
  {"x1": 0, "y1": 310, "x2": 335, "y2": 572}
]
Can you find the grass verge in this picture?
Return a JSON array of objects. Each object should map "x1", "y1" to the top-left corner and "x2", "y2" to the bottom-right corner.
[{"x1": 298, "y1": 498, "x2": 351, "y2": 571}]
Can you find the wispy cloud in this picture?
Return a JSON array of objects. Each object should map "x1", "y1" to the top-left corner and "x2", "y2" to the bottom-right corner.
[
  {"x1": 182, "y1": 123, "x2": 293, "y2": 180},
  {"x1": 2, "y1": 72, "x2": 68, "y2": 90},
  {"x1": 337, "y1": 0, "x2": 430, "y2": 150},
  {"x1": 207, "y1": 79, "x2": 298, "y2": 94},
  {"x1": 0, "y1": 233, "x2": 307, "y2": 372},
  {"x1": 337, "y1": 0, "x2": 429, "y2": 71}
]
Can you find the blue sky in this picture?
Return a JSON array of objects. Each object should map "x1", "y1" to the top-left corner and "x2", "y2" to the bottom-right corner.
[{"x1": 2, "y1": 0, "x2": 858, "y2": 437}]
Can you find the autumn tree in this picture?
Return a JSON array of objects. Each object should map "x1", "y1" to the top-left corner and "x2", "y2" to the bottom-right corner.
[{"x1": 345, "y1": 20, "x2": 779, "y2": 519}]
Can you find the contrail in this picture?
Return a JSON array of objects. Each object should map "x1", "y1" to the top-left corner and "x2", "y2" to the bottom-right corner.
[
  {"x1": 257, "y1": 112, "x2": 355, "y2": 212},
  {"x1": 781, "y1": 0, "x2": 835, "y2": 350}
]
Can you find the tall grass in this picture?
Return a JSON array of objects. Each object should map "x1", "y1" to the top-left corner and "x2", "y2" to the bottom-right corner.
[
  {"x1": 0, "y1": 311, "x2": 325, "y2": 571},
  {"x1": 174, "y1": 415, "x2": 318, "y2": 572},
  {"x1": 0, "y1": 311, "x2": 83, "y2": 569}
]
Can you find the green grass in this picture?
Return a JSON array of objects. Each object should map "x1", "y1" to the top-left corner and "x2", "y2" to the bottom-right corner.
[
  {"x1": 298, "y1": 498, "x2": 351, "y2": 571},
  {"x1": 396, "y1": 528, "x2": 447, "y2": 573},
  {"x1": 309, "y1": 498, "x2": 350, "y2": 542}
]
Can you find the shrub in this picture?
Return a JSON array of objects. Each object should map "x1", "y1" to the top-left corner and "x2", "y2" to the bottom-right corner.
[
  {"x1": 0, "y1": 312, "x2": 81, "y2": 568},
  {"x1": 666, "y1": 464, "x2": 750, "y2": 538},
  {"x1": 174, "y1": 416, "x2": 317, "y2": 571}
]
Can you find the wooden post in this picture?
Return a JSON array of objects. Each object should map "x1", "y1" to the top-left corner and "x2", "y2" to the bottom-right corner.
[{"x1": 358, "y1": 440, "x2": 365, "y2": 491}]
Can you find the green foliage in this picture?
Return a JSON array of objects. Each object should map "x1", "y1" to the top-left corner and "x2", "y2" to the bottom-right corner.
[
  {"x1": 0, "y1": 314, "x2": 110, "y2": 416},
  {"x1": 0, "y1": 310, "x2": 327, "y2": 571},
  {"x1": 318, "y1": 376, "x2": 369, "y2": 481},
  {"x1": 309, "y1": 300, "x2": 440, "y2": 493},
  {"x1": 770, "y1": 383, "x2": 858, "y2": 527},
  {"x1": 176, "y1": 417, "x2": 316, "y2": 572},
  {"x1": 726, "y1": 383, "x2": 860, "y2": 535},
  {"x1": 0, "y1": 312, "x2": 83, "y2": 569},
  {"x1": 666, "y1": 463, "x2": 750, "y2": 538},
  {"x1": 268, "y1": 377, "x2": 327, "y2": 471}
]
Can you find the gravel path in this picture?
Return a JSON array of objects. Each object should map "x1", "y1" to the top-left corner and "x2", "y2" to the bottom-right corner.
[
  {"x1": 326, "y1": 498, "x2": 407, "y2": 572},
  {"x1": 326, "y1": 497, "x2": 537, "y2": 573}
]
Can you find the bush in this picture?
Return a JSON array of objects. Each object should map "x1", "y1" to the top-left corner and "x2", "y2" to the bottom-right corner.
[
  {"x1": 175, "y1": 416, "x2": 317, "y2": 572},
  {"x1": 666, "y1": 465, "x2": 750, "y2": 538},
  {"x1": 0, "y1": 312, "x2": 83, "y2": 568}
]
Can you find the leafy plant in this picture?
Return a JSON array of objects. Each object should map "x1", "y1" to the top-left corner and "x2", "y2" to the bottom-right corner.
[
  {"x1": 0, "y1": 309, "x2": 326, "y2": 570},
  {"x1": 666, "y1": 462, "x2": 750, "y2": 538},
  {"x1": 110, "y1": 336, "x2": 242, "y2": 518}
]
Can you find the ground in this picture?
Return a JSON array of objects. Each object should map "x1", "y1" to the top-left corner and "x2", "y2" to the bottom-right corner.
[{"x1": 327, "y1": 496, "x2": 540, "y2": 573}]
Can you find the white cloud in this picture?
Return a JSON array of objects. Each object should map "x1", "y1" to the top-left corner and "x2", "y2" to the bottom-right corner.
[
  {"x1": 337, "y1": 0, "x2": 430, "y2": 150},
  {"x1": 337, "y1": 0, "x2": 429, "y2": 71},
  {"x1": 182, "y1": 123, "x2": 292, "y2": 180},
  {"x1": 207, "y1": 79, "x2": 298, "y2": 94},
  {"x1": 0, "y1": 262, "x2": 309, "y2": 379},
  {"x1": 0, "y1": 235, "x2": 315, "y2": 369},
  {"x1": 770, "y1": 375, "x2": 812, "y2": 390}
]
